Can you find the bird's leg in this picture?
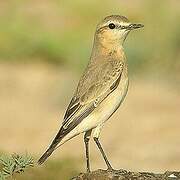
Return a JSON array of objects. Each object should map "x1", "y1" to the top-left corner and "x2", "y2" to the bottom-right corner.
[
  {"x1": 94, "y1": 137, "x2": 113, "y2": 170},
  {"x1": 84, "y1": 130, "x2": 92, "y2": 173},
  {"x1": 93, "y1": 125, "x2": 113, "y2": 171}
]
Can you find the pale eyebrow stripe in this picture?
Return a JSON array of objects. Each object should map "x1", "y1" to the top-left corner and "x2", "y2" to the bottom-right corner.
[{"x1": 97, "y1": 21, "x2": 130, "y2": 33}]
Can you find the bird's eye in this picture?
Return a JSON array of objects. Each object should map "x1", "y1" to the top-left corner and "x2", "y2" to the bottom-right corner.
[{"x1": 108, "y1": 23, "x2": 116, "y2": 29}]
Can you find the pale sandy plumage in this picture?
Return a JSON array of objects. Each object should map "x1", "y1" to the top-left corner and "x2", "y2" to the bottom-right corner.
[{"x1": 38, "y1": 15, "x2": 143, "y2": 171}]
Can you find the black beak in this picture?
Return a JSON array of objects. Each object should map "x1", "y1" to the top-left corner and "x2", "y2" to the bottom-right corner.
[{"x1": 127, "y1": 23, "x2": 144, "y2": 30}]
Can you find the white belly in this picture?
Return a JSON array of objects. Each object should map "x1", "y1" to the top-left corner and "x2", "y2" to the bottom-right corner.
[
  {"x1": 58, "y1": 76, "x2": 129, "y2": 146},
  {"x1": 82, "y1": 76, "x2": 129, "y2": 129}
]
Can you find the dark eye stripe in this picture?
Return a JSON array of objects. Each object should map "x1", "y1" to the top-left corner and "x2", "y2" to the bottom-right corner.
[{"x1": 121, "y1": 26, "x2": 126, "y2": 29}]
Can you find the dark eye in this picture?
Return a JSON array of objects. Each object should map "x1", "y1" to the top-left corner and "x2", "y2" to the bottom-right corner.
[{"x1": 108, "y1": 23, "x2": 116, "y2": 29}]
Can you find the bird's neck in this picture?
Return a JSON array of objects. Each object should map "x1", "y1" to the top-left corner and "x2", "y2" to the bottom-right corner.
[{"x1": 91, "y1": 38, "x2": 126, "y2": 61}]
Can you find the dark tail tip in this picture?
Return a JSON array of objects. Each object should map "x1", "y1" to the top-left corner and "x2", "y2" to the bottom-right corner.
[
  {"x1": 38, "y1": 148, "x2": 54, "y2": 165},
  {"x1": 38, "y1": 130, "x2": 64, "y2": 165}
]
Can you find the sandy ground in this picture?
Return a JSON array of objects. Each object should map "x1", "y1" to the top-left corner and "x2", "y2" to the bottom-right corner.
[{"x1": 0, "y1": 63, "x2": 180, "y2": 173}]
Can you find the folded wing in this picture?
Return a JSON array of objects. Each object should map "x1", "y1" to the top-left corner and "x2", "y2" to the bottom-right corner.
[{"x1": 61, "y1": 60, "x2": 124, "y2": 137}]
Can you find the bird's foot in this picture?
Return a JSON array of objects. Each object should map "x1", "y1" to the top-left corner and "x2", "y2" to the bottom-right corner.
[
  {"x1": 107, "y1": 166, "x2": 114, "y2": 172},
  {"x1": 86, "y1": 168, "x2": 91, "y2": 173}
]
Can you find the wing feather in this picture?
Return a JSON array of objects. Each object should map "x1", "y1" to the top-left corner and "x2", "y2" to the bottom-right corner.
[{"x1": 60, "y1": 60, "x2": 124, "y2": 137}]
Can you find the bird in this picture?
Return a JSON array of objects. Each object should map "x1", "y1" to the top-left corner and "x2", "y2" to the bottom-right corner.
[{"x1": 38, "y1": 15, "x2": 144, "y2": 172}]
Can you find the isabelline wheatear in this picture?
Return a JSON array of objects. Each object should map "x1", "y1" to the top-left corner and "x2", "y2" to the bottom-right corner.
[{"x1": 38, "y1": 15, "x2": 144, "y2": 172}]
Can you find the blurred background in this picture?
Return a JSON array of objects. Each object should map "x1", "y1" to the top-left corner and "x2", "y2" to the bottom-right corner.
[{"x1": 0, "y1": 0, "x2": 180, "y2": 179}]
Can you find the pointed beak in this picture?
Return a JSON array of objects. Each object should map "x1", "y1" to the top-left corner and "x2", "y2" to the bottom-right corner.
[{"x1": 127, "y1": 23, "x2": 144, "y2": 30}]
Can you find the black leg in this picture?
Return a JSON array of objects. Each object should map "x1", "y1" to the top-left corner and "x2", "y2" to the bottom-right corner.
[
  {"x1": 94, "y1": 137, "x2": 113, "y2": 170},
  {"x1": 84, "y1": 130, "x2": 92, "y2": 173}
]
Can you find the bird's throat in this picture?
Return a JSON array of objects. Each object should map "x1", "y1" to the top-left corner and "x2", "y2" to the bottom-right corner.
[{"x1": 92, "y1": 41, "x2": 125, "y2": 60}]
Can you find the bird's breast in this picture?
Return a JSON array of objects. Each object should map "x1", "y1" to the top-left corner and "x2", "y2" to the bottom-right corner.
[
  {"x1": 73, "y1": 70, "x2": 129, "y2": 134},
  {"x1": 82, "y1": 72, "x2": 129, "y2": 130}
]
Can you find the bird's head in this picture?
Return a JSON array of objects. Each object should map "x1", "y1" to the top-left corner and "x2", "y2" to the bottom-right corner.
[{"x1": 95, "y1": 15, "x2": 144, "y2": 47}]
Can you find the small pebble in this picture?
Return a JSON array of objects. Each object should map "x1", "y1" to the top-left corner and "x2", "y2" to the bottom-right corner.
[{"x1": 168, "y1": 174, "x2": 177, "y2": 178}]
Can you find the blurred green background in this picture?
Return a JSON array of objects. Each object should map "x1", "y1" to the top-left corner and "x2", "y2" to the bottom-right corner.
[
  {"x1": 1, "y1": 0, "x2": 180, "y2": 78},
  {"x1": 0, "y1": 0, "x2": 180, "y2": 179}
]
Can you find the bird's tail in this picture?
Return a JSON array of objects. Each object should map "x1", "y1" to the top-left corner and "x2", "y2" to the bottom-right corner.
[
  {"x1": 38, "y1": 133, "x2": 64, "y2": 165},
  {"x1": 38, "y1": 146, "x2": 56, "y2": 165}
]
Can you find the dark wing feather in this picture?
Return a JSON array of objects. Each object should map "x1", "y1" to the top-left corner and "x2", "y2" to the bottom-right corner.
[
  {"x1": 60, "y1": 60, "x2": 124, "y2": 137},
  {"x1": 61, "y1": 103, "x2": 95, "y2": 136},
  {"x1": 63, "y1": 97, "x2": 81, "y2": 123}
]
